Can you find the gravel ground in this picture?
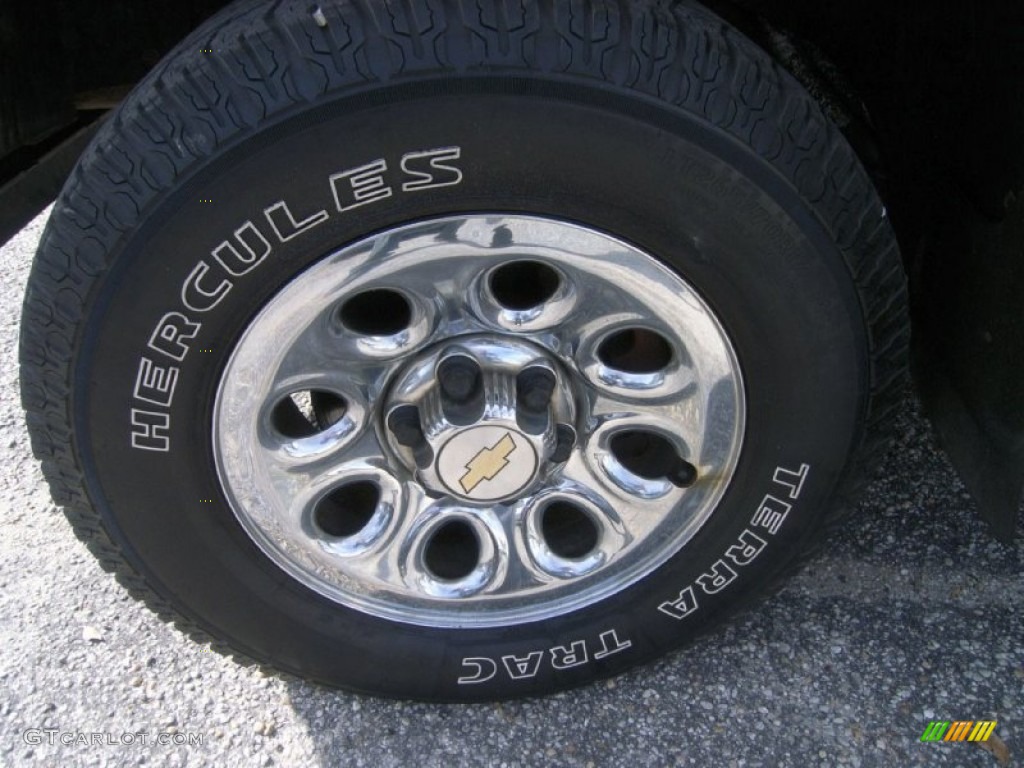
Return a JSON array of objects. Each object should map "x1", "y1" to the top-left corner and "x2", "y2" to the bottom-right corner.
[{"x1": 0, "y1": 209, "x2": 1021, "y2": 768}]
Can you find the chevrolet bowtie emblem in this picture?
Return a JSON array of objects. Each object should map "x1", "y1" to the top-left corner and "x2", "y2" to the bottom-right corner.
[{"x1": 459, "y1": 432, "x2": 517, "y2": 493}]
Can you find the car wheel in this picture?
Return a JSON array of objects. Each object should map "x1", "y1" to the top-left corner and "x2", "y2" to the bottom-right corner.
[{"x1": 20, "y1": 0, "x2": 908, "y2": 700}]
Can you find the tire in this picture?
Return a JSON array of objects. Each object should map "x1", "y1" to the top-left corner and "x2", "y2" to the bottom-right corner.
[{"x1": 20, "y1": 0, "x2": 908, "y2": 701}]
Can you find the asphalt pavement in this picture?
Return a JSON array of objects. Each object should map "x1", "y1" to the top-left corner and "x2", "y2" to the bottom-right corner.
[{"x1": 0, "y1": 209, "x2": 1020, "y2": 767}]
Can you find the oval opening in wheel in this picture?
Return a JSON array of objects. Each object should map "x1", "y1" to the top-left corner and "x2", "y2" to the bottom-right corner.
[
  {"x1": 542, "y1": 501, "x2": 600, "y2": 559},
  {"x1": 598, "y1": 328, "x2": 673, "y2": 374},
  {"x1": 609, "y1": 430, "x2": 693, "y2": 484},
  {"x1": 488, "y1": 260, "x2": 562, "y2": 310},
  {"x1": 270, "y1": 390, "x2": 347, "y2": 439},
  {"x1": 313, "y1": 481, "x2": 380, "y2": 538},
  {"x1": 337, "y1": 289, "x2": 412, "y2": 336},
  {"x1": 424, "y1": 520, "x2": 481, "y2": 581}
]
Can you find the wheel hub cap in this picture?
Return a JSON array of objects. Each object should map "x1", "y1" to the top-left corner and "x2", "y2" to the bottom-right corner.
[{"x1": 384, "y1": 336, "x2": 575, "y2": 503}]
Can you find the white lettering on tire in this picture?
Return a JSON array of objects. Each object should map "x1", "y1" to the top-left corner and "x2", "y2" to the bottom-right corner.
[
  {"x1": 212, "y1": 222, "x2": 272, "y2": 276},
  {"x1": 128, "y1": 146, "x2": 464, "y2": 452},
  {"x1": 263, "y1": 200, "x2": 329, "y2": 242},
  {"x1": 330, "y1": 159, "x2": 393, "y2": 212},
  {"x1": 457, "y1": 657, "x2": 497, "y2": 685},
  {"x1": 401, "y1": 147, "x2": 463, "y2": 191},
  {"x1": 657, "y1": 464, "x2": 811, "y2": 620},
  {"x1": 458, "y1": 628, "x2": 632, "y2": 685},
  {"x1": 129, "y1": 410, "x2": 171, "y2": 452}
]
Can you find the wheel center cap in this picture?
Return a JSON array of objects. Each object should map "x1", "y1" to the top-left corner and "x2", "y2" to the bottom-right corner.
[
  {"x1": 437, "y1": 425, "x2": 539, "y2": 502},
  {"x1": 383, "y1": 335, "x2": 576, "y2": 505}
]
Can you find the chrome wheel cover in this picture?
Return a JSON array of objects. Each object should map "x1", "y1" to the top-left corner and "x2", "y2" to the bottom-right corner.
[{"x1": 213, "y1": 215, "x2": 745, "y2": 628}]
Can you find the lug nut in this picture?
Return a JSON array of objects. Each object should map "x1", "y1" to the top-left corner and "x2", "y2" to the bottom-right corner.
[
  {"x1": 551, "y1": 424, "x2": 576, "y2": 463},
  {"x1": 438, "y1": 355, "x2": 480, "y2": 403},
  {"x1": 517, "y1": 367, "x2": 556, "y2": 413},
  {"x1": 387, "y1": 405, "x2": 424, "y2": 447}
]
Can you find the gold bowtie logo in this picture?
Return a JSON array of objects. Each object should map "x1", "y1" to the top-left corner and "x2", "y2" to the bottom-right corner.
[{"x1": 459, "y1": 433, "x2": 517, "y2": 493}]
